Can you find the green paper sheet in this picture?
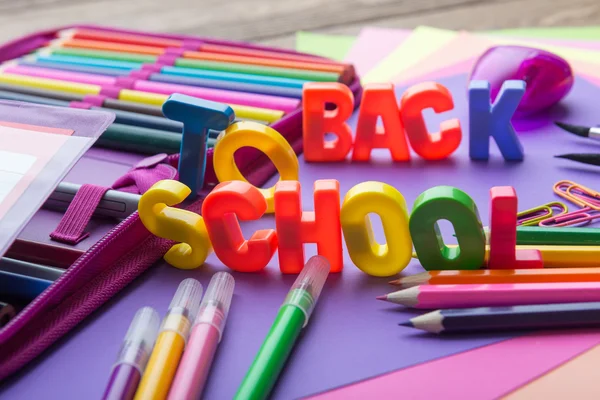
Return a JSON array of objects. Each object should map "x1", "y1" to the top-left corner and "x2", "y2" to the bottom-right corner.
[{"x1": 295, "y1": 31, "x2": 356, "y2": 61}]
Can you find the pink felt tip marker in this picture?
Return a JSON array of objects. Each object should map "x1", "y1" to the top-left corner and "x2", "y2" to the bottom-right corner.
[{"x1": 167, "y1": 272, "x2": 235, "y2": 400}]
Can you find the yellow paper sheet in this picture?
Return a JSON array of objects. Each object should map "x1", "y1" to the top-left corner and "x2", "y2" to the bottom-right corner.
[{"x1": 360, "y1": 26, "x2": 458, "y2": 84}]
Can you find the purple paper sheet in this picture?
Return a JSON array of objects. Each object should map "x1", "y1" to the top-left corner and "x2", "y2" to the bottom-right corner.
[{"x1": 2, "y1": 73, "x2": 600, "y2": 399}]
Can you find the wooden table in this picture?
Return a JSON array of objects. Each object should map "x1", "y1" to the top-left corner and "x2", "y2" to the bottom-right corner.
[{"x1": 0, "y1": 0, "x2": 597, "y2": 50}]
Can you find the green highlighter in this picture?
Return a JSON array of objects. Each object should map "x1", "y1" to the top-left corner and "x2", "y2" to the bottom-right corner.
[{"x1": 235, "y1": 256, "x2": 331, "y2": 400}]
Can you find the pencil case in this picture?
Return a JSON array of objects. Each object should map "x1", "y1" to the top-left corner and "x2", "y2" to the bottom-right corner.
[{"x1": 0, "y1": 25, "x2": 362, "y2": 380}]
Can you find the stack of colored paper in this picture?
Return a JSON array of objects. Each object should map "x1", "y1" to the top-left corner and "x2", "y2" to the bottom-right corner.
[{"x1": 296, "y1": 25, "x2": 600, "y2": 400}]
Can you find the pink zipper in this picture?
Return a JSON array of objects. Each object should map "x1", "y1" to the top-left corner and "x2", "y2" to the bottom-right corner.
[{"x1": 0, "y1": 196, "x2": 204, "y2": 380}]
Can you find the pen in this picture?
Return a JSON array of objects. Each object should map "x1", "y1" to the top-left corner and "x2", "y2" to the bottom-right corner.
[
  {"x1": 45, "y1": 182, "x2": 141, "y2": 219},
  {"x1": 0, "y1": 257, "x2": 64, "y2": 280},
  {"x1": 134, "y1": 278, "x2": 203, "y2": 400},
  {"x1": 102, "y1": 307, "x2": 161, "y2": 400},
  {"x1": 234, "y1": 256, "x2": 331, "y2": 400},
  {"x1": 168, "y1": 272, "x2": 235, "y2": 400}
]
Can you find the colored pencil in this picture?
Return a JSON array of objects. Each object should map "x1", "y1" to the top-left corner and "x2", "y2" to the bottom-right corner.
[
  {"x1": 390, "y1": 268, "x2": 600, "y2": 288},
  {"x1": 149, "y1": 73, "x2": 303, "y2": 98},
  {"x1": 21, "y1": 58, "x2": 128, "y2": 76},
  {"x1": 0, "y1": 73, "x2": 284, "y2": 122},
  {"x1": 554, "y1": 153, "x2": 600, "y2": 167},
  {"x1": 2, "y1": 66, "x2": 299, "y2": 112},
  {"x1": 378, "y1": 282, "x2": 600, "y2": 309},
  {"x1": 0, "y1": 88, "x2": 184, "y2": 134},
  {"x1": 472, "y1": 226, "x2": 600, "y2": 245},
  {"x1": 6, "y1": 239, "x2": 84, "y2": 269},
  {"x1": 39, "y1": 48, "x2": 340, "y2": 82},
  {"x1": 55, "y1": 37, "x2": 348, "y2": 74},
  {"x1": 175, "y1": 58, "x2": 339, "y2": 82},
  {"x1": 401, "y1": 302, "x2": 600, "y2": 334},
  {"x1": 60, "y1": 28, "x2": 340, "y2": 65},
  {"x1": 34, "y1": 52, "x2": 312, "y2": 88},
  {"x1": 0, "y1": 257, "x2": 64, "y2": 281},
  {"x1": 412, "y1": 245, "x2": 600, "y2": 268},
  {"x1": 0, "y1": 270, "x2": 53, "y2": 300}
]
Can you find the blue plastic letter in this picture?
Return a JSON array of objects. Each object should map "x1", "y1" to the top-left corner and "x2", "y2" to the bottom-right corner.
[
  {"x1": 468, "y1": 80, "x2": 525, "y2": 161},
  {"x1": 162, "y1": 93, "x2": 235, "y2": 196}
]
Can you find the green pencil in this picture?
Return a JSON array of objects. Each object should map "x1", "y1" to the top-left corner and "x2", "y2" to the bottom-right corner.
[{"x1": 234, "y1": 256, "x2": 331, "y2": 400}]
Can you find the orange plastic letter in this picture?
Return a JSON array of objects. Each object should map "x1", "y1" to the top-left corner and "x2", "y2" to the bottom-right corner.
[
  {"x1": 274, "y1": 179, "x2": 343, "y2": 274},
  {"x1": 400, "y1": 82, "x2": 462, "y2": 160},
  {"x1": 303, "y1": 82, "x2": 354, "y2": 162},
  {"x1": 202, "y1": 181, "x2": 278, "y2": 272},
  {"x1": 352, "y1": 83, "x2": 410, "y2": 162}
]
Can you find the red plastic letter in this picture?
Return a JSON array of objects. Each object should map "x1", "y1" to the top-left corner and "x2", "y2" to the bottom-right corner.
[
  {"x1": 488, "y1": 186, "x2": 543, "y2": 269},
  {"x1": 400, "y1": 82, "x2": 462, "y2": 160},
  {"x1": 202, "y1": 181, "x2": 278, "y2": 272},
  {"x1": 303, "y1": 82, "x2": 354, "y2": 162},
  {"x1": 274, "y1": 179, "x2": 343, "y2": 274},
  {"x1": 352, "y1": 83, "x2": 410, "y2": 162}
]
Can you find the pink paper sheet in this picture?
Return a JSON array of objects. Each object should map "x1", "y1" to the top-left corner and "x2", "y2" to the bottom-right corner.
[
  {"x1": 306, "y1": 330, "x2": 600, "y2": 399},
  {"x1": 343, "y1": 27, "x2": 411, "y2": 77}
]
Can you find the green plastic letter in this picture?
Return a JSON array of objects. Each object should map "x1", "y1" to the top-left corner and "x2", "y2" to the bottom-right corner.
[{"x1": 409, "y1": 186, "x2": 486, "y2": 270}]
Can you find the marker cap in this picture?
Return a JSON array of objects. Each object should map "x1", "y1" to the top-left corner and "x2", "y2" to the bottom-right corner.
[
  {"x1": 282, "y1": 255, "x2": 331, "y2": 327},
  {"x1": 195, "y1": 272, "x2": 235, "y2": 341},
  {"x1": 167, "y1": 278, "x2": 203, "y2": 320},
  {"x1": 114, "y1": 307, "x2": 160, "y2": 374}
]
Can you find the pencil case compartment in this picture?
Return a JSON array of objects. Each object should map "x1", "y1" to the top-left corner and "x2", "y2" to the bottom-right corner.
[
  {"x1": 0, "y1": 25, "x2": 362, "y2": 380},
  {"x1": 0, "y1": 24, "x2": 363, "y2": 191},
  {"x1": 0, "y1": 195, "x2": 205, "y2": 380}
]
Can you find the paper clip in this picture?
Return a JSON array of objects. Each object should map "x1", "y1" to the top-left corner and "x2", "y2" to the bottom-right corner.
[
  {"x1": 540, "y1": 180, "x2": 600, "y2": 227},
  {"x1": 517, "y1": 201, "x2": 568, "y2": 226}
]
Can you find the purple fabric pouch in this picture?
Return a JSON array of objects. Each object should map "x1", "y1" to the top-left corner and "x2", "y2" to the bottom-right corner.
[{"x1": 0, "y1": 25, "x2": 362, "y2": 380}]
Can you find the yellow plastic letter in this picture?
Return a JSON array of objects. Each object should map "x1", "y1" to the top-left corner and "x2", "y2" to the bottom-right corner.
[
  {"x1": 340, "y1": 181, "x2": 412, "y2": 276},
  {"x1": 138, "y1": 179, "x2": 211, "y2": 269},
  {"x1": 213, "y1": 121, "x2": 299, "y2": 213}
]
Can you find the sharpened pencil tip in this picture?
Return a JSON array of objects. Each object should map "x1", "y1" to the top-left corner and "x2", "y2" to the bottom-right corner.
[
  {"x1": 388, "y1": 279, "x2": 400, "y2": 285},
  {"x1": 376, "y1": 295, "x2": 387, "y2": 301},
  {"x1": 554, "y1": 121, "x2": 590, "y2": 138},
  {"x1": 399, "y1": 321, "x2": 413, "y2": 328}
]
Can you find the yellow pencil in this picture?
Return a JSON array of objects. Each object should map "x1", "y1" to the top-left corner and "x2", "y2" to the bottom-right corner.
[
  {"x1": 0, "y1": 73, "x2": 284, "y2": 123},
  {"x1": 412, "y1": 245, "x2": 600, "y2": 268},
  {"x1": 134, "y1": 279, "x2": 202, "y2": 400}
]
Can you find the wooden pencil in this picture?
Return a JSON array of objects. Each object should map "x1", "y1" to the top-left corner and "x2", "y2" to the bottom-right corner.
[
  {"x1": 401, "y1": 302, "x2": 600, "y2": 334},
  {"x1": 389, "y1": 268, "x2": 600, "y2": 288},
  {"x1": 377, "y1": 282, "x2": 600, "y2": 309}
]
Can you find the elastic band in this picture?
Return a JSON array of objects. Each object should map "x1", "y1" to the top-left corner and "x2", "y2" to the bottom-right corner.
[
  {"x1": 114, "y1": 76, "x2": 136, "y2": 89},
  {"x1": 99, "y1": 86, "x2": 121, "y2": 98},
  {"x1": 182, "y1": 39, "x2": 203, "y2": 50},
  {"x1": 129, "y1": 70, "x2": 153, "y2": 80},
  {"x1": 165, "y1": 47, "x2": 186, "y2": 57},
  {"x1": 69, "y1": 101, "x2": 93, "y2": 109},
  {"x1": 83, "y1": 94, "x2": 108, "y2": 107},
  {"x1": 50, "y1": 184, "x2": 110, "y2": 245},
  {"x1": 156, "y1": 54, "x2": 178, "y2": 66}
]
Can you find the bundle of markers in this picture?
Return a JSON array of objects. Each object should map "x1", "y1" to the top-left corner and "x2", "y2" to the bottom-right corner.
[
  {"x1": 102, "y1": 256, "x2": 331, "y2": 400},
  {"x1": 0, "y1": 27, "x2": 353, "y2": 155}
]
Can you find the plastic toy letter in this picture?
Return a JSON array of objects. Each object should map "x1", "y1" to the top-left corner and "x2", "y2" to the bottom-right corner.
[
  {"x1": 468, "y1": 80, "x2": 525, "y2": 161},
  {"x1": 202, "y1": 181, "x2": 278, "y2": 272},
  {"x1": 352, "y1": 83, "x2": 410, "y2": 162},
  {"x1": 213, "y1": 121, "x2": 299, "y2": 213},
  {"x1": 162, "y1": 93, "x2": 235, "y2": 196},
  {"x1": 303, "y1": 82, "x2": 354, "y2": 162},
  {"x1": 138, "y1": 180, "x2": 211, "y2": 269},
  {"x1": 410, "y1": 186, "x2": 486, "y2": 271},
  {"x1": 488, "y1": 186, "x2": 543, "y2": 269},
  {"x1": 400, "y1": 82, "x2": 462, "y2": 160},
  {"x1": 274, "y1": 180, "x2": 343, "y2": 273},
  {"x1": 340, "y1": 181, "x2": 412, "y2": 277}
]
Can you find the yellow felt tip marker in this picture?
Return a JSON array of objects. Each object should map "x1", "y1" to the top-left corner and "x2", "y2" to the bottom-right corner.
[
  {"x1": 134, "y1": 278, "x2": 203, "y2": 400},
  {"x1": 412, "y1": 245, "x2": 600, "y2": 268}
]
